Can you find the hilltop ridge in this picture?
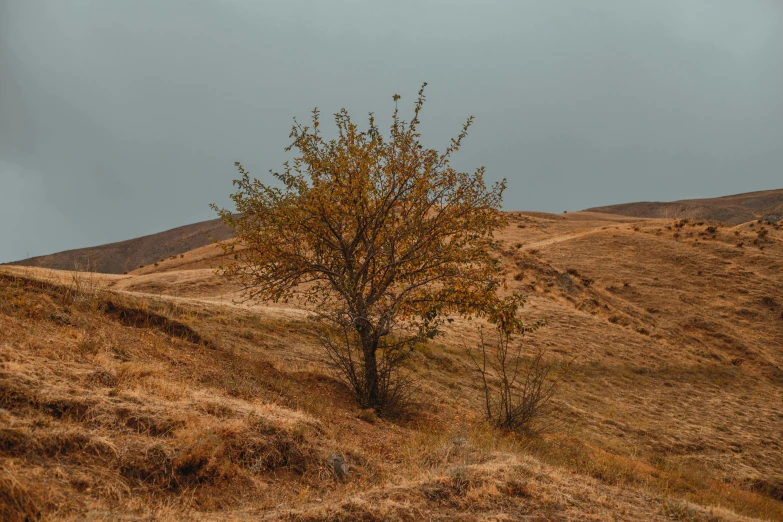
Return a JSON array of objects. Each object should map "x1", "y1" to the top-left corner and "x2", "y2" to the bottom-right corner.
[
  {"x1": 4, "y1": 218, "x2": 231, "y2": 274},
  {"x1": 585, "y1": 188, "x2": 783, "y2": 225}
]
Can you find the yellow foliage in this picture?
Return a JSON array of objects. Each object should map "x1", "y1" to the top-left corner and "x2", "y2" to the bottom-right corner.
[{"x1": 212, "y1": 85, "x2": 523, "y2": 408}]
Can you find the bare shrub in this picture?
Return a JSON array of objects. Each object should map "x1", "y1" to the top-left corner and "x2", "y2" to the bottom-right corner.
[
  {"x1": 62, "y1": 260, "x2": 102, "y2": 306},
  {"x1": 467, "y1": 327, "x2": 569, "y2": 435}
]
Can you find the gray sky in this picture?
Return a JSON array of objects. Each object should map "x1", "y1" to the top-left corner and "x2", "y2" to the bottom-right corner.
[{"x1": 1, "y1": 0, "x2": 782, "y2": 263}]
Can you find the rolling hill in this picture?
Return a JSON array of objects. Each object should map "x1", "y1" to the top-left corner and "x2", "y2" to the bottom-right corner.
[
  {"x1": 2, "y1": 209, "x2": 782, "y2": 521},
  {"x1": 4, "y1": 218, "x2": 232, "y2": 274},
  {"x1": 585, "y1": 188, "x2": 783, "y2": 225},
  {"x1": 6, "y1": 189, "x2": 782, "y2": 276}
]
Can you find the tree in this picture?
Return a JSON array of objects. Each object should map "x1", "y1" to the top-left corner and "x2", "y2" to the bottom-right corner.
[{"x1": 212, "y1": 84, "x2": 522, "y2": 412}]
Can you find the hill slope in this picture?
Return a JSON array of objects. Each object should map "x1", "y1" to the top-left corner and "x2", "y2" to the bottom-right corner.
[
  {"x1": 2, "y1": 211, "x2": 782, "y2": 521},
  {"x1": 8, "y1": 189, "x2": 781, "y2": 274},
  {"x1": 4, "y1": 218, "x2": 232, "y2": 274},
  {"x1": 585, "y1": 188, "x2": 783, "y2": 225}
]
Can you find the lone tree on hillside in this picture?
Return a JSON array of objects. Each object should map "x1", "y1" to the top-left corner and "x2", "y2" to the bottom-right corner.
[{"x1": 212, "y1": 84, "x2": 523, "y2": 412}]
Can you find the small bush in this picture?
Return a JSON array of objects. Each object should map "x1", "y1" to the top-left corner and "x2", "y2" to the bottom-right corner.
[
  {"x1": 660, "y1": 498, "x2": 707, "y2": 521},
  {"x1": 467, "y1": 327, "x2": 568, "y2": 435},
  {"x1": 357, "y1": 409, "x2": 377, "y2": 424}
]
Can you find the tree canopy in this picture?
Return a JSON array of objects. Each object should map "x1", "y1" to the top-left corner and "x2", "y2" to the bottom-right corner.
[{"x1": 213, "y1": 84, "x2": 522, "y2": 410}]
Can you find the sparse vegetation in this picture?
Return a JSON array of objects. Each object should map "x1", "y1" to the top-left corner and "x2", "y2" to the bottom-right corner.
[
  {"x1": 467, "y1": 326, "x2": 566, "y2": 435},
  {"x1": 2, "y1": 193, "x2": 782, "y2": 521},
  {"x1": 357, "y1": 408, "x2": 377, "y2": 424}
]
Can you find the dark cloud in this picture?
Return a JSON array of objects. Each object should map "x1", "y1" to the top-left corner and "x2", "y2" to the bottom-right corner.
[{"x1": 2, "y1": 0, "x2": 782, "y2": 262}]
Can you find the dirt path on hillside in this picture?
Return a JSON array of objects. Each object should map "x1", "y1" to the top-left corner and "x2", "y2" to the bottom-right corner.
[{"x1": 521, "y1": 224, "x2": 627, "y2": 250}]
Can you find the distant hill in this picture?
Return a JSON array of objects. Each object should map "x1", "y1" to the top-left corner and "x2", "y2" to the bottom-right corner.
[
  {"x1": 585, "y1": 189, "x2": 783, "y2": 225},
  {"x1": 5, "y1": 218, "x2": 232, "y2": 274},
  {"x1": 8, "y1": 189, "x2": 782, "y2": 274}
]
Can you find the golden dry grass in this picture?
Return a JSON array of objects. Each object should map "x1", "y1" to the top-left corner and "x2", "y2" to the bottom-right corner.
[{"x1": 1, "y1": 210, "x2": 782, "y2": 521}]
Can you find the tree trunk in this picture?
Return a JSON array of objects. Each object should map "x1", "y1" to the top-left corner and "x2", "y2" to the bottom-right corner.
[{"x1": 360, "y1": 333, "x2": 380, "y2": 409}]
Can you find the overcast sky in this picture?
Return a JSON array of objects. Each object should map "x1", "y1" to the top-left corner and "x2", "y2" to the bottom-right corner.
[{"x1": 1, "y1": 0, "x2": 782, "y2": 262}]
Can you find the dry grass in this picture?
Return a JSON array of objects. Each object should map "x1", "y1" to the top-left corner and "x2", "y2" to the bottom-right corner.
[{"x1": 1, "y1": 210, "x2": 782, "y2": 520}]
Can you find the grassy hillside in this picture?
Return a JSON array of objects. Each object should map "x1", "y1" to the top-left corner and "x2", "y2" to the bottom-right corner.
[
  {"x1": 4, "y1": 218, "x2": 232, "y2": 274},
  {"x1": 585, "y1": 189, "x2": 783, "y2": 225},
  {"x1": 2, "y1": 211, "x2": 782, "y2": 521},
  {"x1": 6, "y1": 188, "x2": 782, "y2": 276}
]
